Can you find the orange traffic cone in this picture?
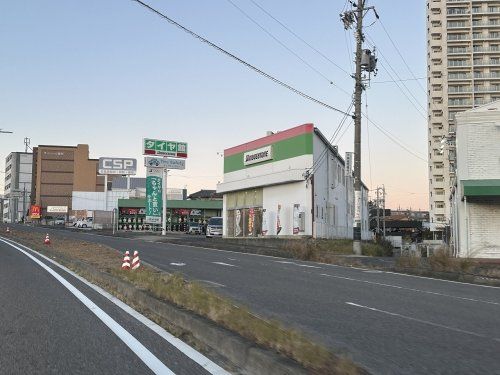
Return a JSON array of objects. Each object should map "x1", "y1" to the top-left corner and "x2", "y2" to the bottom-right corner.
[
  {"x1": 121, "y1": 251, "x2": 131, "y2": 270},
  {"x1": 6, "y1": 227, "x2": 10, "y2": 234},
  {"x1": 131, "y1": 251, "x2": 140, "y2": 270},
  {"x1": 44, "y1": 233, "x2": 51, "y2": 245}
]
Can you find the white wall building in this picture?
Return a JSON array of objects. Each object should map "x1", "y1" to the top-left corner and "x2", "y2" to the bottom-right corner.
[
  {"x1": 3, "y1": 152, "x2": 32, "y2": 223},
  {"x1": 217, "y1": 124, "x2": 370, "y2": 239},
  {"x1": 451, "y1": 101, "x2": 500, "y2": 258}
]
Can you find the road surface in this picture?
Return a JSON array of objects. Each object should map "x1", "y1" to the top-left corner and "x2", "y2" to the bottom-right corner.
[
  {"x1": 7, "y1": 225, "x2": 500, "y2": 375},
  {"x1": 0, "y1": 236, "x2": 228, "y2": 375}
]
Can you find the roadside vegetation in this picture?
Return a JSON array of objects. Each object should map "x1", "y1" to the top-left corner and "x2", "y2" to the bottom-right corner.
[
  {"x1": 283, "y1": 238, "x2": 393, "y2": 262},
  {"x1": 2, "y1": 227, "x2": 364, "y2": 375},
  {"x1": 395, "y1": 247, "x2": 500, "y2": 285}
]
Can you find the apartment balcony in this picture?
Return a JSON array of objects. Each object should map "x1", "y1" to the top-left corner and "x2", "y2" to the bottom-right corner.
[
  {"x1": 434, "y1": 207, "x2": 447, "y2": 215},
  {"x1": 475, "y1": 85, "x2": 500, "y2": 93},
  {"x1": 448, "y1": 60, "x2": 471, "y2": 67},
  {"x1": 448, "y1": 47, "x2": 471, "y2": 55},
  {"x1": 472, "y1": 8, "x2": 500, "y2": 15},
  {"x1": 448, "y1": 87, "x2": 473, "y2": 93},
  {"x1": 473, "y1": 59, "x2": 500, "y2": 67},
  {"x1": 473, "y1": 72, "x2": 500, "y2": 80},
  {"x1": 448, "y1": 73, "x2": 472, "y2": 81},
  {"x1": 447, "y1": 22, "x2": 470, "y2": 29},
  {"x1": 447, "y1": 9, "x2": 469, "y2": 17},
  {"x1": 448, "y1": 99, "x2": 473, "y2": 107},
  {"x1": 472, "y1": 46, "x2": 500, "y2": 54},
  {"x1": 447, "y1": 34, "x2": 470, "y2": 42},
  {"x1": 473, "y1": 33, "x2": 500, "y2": 40},
  {"x1": 472, "y1": 21, "x2": 500, "y2": 28}
]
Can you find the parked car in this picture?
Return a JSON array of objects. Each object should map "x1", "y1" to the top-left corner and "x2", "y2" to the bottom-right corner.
[
  {"x1": 206, "y1": 217, "x2": 223, "y2": 238},
  {"x1": 54, "y1": 217, "x2": 65, "y2": 225},
  {"x1": 187, "y1": 222, "x2": 202, "y2": 235},
  {"x1": 74, "y1": 217, "x2": 93, "y2": 228}
]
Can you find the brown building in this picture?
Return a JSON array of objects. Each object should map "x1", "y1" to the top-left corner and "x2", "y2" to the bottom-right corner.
[{"x1": 31, "y1": 144, "x2": 104, "y2": 215}]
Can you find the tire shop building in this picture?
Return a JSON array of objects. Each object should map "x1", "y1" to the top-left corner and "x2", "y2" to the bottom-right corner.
[
  {"x1": 117, "y1": 198, "x2": 222, "y2": 231},
  {"x1": 216, "y1": 123, "x2": 371, "y2": 239}
]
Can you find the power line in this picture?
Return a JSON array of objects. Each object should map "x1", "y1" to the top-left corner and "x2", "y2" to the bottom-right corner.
[
  {"x1": 225, "y1": 0, "x2": 336, "y2": 84},
  {"x1": 373, "y1": 77, "x2": 426, "y2": 84},
  {"x1": 378, "y1": 19, "x2": 427, "y2": 94},
  {"x1": 246, "y1": 0, "x2": 351, "y2": 76},
  {"x1": 363, "y1": 114, "x2": 427, "y2": 162},
  {"x1": 131, "y1": 0, "x2": 351, "y2": 116}
]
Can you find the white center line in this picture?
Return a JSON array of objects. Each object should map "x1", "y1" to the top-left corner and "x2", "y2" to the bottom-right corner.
[
  {"x1": 170, "y1": 262, "x2": 186, "y2": 266},
  {"x1": 199, "y1": 280, "x2": 226, "y2": 288},
  {"x1": 346, "y1": 302, "x2": 499, "y2": 341},
  {"x1": 212, "y1": 262, "x2": 236, "y2": 267},
  {"x1": 275, "y1": 260, "x2": 322, "y2": 269},
  {"x1": 320, "y1": 273, "x2": 500, "y2": 306}
]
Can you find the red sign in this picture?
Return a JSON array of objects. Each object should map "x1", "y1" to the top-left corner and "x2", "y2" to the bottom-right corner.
[{"x1": 30, "y1": 205, "x2": 41, "y2": 219}]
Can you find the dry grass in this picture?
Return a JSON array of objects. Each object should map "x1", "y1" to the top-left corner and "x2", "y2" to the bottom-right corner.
[
  {"x1": 2, "y1": 227, "x2": 362, "y2": 374},
  {"x1": 283, "y1": 238, "x2": 391, "y2": 263}
]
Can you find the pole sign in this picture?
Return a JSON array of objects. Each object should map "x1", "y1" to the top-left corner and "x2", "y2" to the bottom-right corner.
[
  {"x1": 145, "y1": 167, "x2": 163, "y2": 224},
  {"x1": 143, "y1": 138, "x2": 188, "y2": 158},
  {"x1": 144, "y1": 157, "x2": 186, "y2": 170},
  {"x1": 98, "y1": 157, "x2": 137, "y2": 175},
  {"x1": 30, "y1": 205, "x2": 41, "y2": 219}
]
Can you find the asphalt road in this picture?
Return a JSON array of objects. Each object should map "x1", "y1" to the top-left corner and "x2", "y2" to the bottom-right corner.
[
  {"x1": 0, "y1": 236, "x2": 227, "y2": 375},
  {"x1": 7, "y1": 225, "x2": 500, "y2": 375}
]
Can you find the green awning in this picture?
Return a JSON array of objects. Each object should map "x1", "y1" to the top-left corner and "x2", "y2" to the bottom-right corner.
[
  {"x1": 118, "y1": 198, "x2": 222, "y2": 210},
  {"x1": 462, "y1": 179, "x2": 500, "y2": 196}
]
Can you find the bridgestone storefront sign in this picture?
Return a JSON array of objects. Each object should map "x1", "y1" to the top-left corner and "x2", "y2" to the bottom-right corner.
[{"x1": 243, "y1": 145, "x2": 273, "y2": 166}]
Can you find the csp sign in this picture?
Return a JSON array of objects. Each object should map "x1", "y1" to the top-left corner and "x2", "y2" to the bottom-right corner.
[{"x1": 98, "y1": 157, "x2": 137, "y2": 175}]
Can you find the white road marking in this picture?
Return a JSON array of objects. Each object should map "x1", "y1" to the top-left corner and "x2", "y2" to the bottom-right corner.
[
  {"x1": 320, "y1": 273, "x2": 500, "y2": 306},
  {"x1": 228, "y1": 258, "x2": 237, "y2": 261},
  {"x1": 346, "y1": 302, "x2": 499, "y2": 341},
  {"x1": 0, "y1": 239, "x2": 174, "y2": 375},
  {"x1": 170, "y1": 262, "x2": 186, "y2": 267},
  {"x1": 198, "y1": 280, "x2": 226, "y2": 288},
  {"x1": 212, "y1": 262, "x2": 236, "y2": 267},
  {"x1": 275, "y1": 260, "x2": 322, "y2": 269},
  {"x1": 1, "y1": 237, "x2": 229, "y2": 375}
]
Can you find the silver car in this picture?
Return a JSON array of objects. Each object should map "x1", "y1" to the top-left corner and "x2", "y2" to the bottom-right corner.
[{"x1": 206, "y1": 217, "x2": 222, "y2": 238}]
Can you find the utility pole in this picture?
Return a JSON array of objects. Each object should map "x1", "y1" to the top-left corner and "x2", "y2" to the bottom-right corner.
[
  {"x1": 382, "y1": 184, "x2": 386, "y2": 240},
  {"x1": 376, "y1": 187, "x2": 380, "y2": 238},
  {"x1": 341, "y1": 1, "x2": 378, "y2": 254}
]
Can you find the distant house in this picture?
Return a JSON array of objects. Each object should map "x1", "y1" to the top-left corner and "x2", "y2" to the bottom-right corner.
[{"x1": 188, "y1": 189, "x2": 222, "y2": 201}]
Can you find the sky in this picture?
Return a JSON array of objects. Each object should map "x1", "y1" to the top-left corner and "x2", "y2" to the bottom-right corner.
[{"x1": 0, "y1": 0, "x2": 428, "y2": 210}]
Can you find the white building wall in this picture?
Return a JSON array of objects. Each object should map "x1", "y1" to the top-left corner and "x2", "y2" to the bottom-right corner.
[
  {"x1": 72, "y1": 191, "x2": 130, "y2": 211},
  {"x1": 453, "y1": 103, "x2": 500, "y2": 258},
  {"x1": 262, "y1": 181, "x2": 312, "y2": 236}
]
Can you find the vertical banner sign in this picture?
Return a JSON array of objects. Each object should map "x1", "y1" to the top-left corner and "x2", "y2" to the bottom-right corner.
[
  {"x1": 235, "y1": 209, "x2": 242, "y2": 237},
  {"x1": 354, "y1": 191, "x2": 361, "y2": 226},
  {"x1": 276, "y1": 204, "x2": 282, "y2": 235},
  {"x1": 248, "y1": 208, "x2": 255, "y2": 236},
  {"x1": 146, "y1": 167, "x2": 163, "y2": 224},
  {"x1": 293, "y1": 204, "x2": 300, "y2": 235},
  {"x1": 261, "y1": 209, "x2": 268, "y2": 236}
]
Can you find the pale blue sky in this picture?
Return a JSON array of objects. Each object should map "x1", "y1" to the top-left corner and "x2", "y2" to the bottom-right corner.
[{"x1": 0, "y1": 0, "x2": 428, "y2": 209}]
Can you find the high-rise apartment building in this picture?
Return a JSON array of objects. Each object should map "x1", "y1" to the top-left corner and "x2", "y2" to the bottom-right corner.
[{"x1": 427, "y1": 0, "x2": 500, "y2": 229}]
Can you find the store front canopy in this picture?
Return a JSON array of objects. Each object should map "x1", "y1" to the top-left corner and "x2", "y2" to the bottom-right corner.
[{"x1": 462, "y1": 179, "x2": 500, "y2": 197}]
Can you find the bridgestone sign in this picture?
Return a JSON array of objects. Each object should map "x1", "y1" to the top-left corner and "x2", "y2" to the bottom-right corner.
[{"x1": 243, "y1": 146, "x2": 273, "y2": 166}]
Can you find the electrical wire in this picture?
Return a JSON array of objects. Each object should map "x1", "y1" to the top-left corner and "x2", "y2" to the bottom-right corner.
[
  {"x1": 131, "y1": 0, "x2": 351, "y2": 116},
  {"x1": 378, "y1": 19, "x2": 427, "y2": 94},
  {"x1": 246, "y1": 0, "x2": 351, "y2": 76},
  {"x1": 225, "y1": 0, "x2": 336, "y2": 85},
  {"x1": 373, "y1": 77, "x2": 426, "y2": 84}
]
